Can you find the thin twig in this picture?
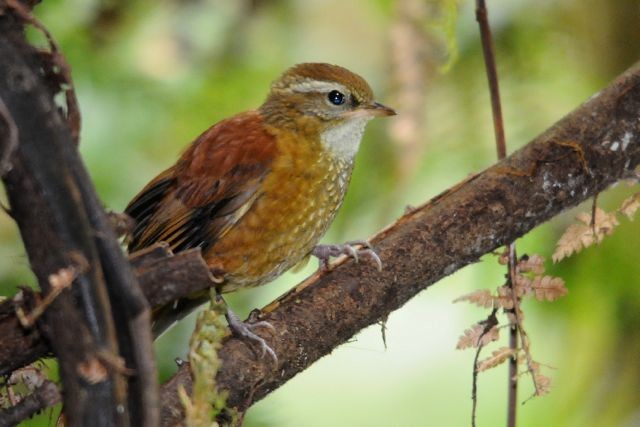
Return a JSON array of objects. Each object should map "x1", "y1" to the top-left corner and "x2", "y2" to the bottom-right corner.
[
  {"x1": 475, "y1": 1, "x2": 519, "y2": 425},
  {"x1": 590, "y1": 193, "x2": 599, "y2": 236},
  {"x1": 378, "y1": 315, "x2": 389, "y2": 350},
  {"x1": 505, "y1": 252, "x2": 541, "y2": 398},
  {"x1": 471, "y1": 344, "x2": 482, "y2": 427},
  {"x1": 476, "y1": 0, "x2": 506, "y2": 160},
  {"x1": 471, "y1": 309, "x2": 498, "y2": 427},
  {"x1": 506, "y1": 245, "x2": 520, "y2": 426},
  {"x1": 14, "y1": 254, "x2": 88, "y2": 328}
]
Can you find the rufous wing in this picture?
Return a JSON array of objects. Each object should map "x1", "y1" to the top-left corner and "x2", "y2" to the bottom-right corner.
[{"x1": 125, "y1": 110, "x2": 277, "y2": 254}]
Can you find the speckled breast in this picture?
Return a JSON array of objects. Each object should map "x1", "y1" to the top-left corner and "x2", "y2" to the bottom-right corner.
[{"x1": 204, "y1": 136, "x2": 353, "y2": 292}]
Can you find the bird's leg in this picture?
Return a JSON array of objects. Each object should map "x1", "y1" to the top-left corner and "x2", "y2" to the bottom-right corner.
[
  {"x1": 312, "y1": 239, "x2": 382, "y2": 272},
  {"x1": 216, "y1": 292, "x2": 277, "y2": 363}
]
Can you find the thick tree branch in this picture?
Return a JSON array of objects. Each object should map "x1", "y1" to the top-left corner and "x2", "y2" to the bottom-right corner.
[
  {"x1": 0, "y1": 17, "x2": 125, "y2": 427},
  {"x1": 158, "y1": 62, "x2": 640, "y2": 423},
  {"x1": 0, "y1": 4, "x2": 158, "y2": 425}
]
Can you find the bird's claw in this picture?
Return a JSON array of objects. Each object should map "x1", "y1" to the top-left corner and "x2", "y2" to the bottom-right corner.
[
  {"x1": 225, "y1": 307, "x2": 277, "y2": 364},
  {"x1": 355, "y1": 248, "x2": 383, "y2": 271},
  {"x1": 312, "y1": 240, "x2": 382, "y2": 271}
]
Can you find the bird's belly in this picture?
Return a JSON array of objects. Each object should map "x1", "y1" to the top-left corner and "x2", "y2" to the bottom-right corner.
[{"x1": 205, "y1": 157, "x2": 351, "y2": 292}]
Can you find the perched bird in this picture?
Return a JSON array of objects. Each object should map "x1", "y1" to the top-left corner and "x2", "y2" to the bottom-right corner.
[{"x1": 125, "y1": 63, "x2": 395, "y2": 356}]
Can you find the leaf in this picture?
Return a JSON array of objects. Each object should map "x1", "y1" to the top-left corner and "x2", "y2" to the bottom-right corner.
[
  {"x1": 552, "y1": 208, "x2": 619, "y2": 262},
  {"x1": 513, "y1": 274, "x2": 531, "y2": 298},
  {"x1": 477, "y1": 347, "x2": 517, "y2": 372},
  {"x1": 456, "y1": 323, "x2": 499, "y2": 350},
  {"x1": 533, "y1": 371, "x2": 552, "y2": 396},
  {"x1": 618, "y1": 192, "x2": 640, "y2": 220},
  {"x1": 518, "y1": 254, "x2": 545, "y2": 274},
  {"x1": 526, "y1": 275, "x2": 567, "y2": 301},
  {"x1": 593, "y1": 208, "x2": 621, "y2": 232},
  {"x1": 574, "y1": 211, "x2": 591, "y2": 225},
  {"x1": 552, "y1": 224, "x2": 590, "y2": 262},
  {"x1": 494, "y1": 285, "x2": 515, "y2": 309},
  {"x1": 453, "y1": 289, "x2": 493, "y2": 308}
]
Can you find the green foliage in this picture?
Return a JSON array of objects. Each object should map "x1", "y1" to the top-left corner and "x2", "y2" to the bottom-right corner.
[{"x1": 432, "y1": 0, "x2": 462, "y2": 73}]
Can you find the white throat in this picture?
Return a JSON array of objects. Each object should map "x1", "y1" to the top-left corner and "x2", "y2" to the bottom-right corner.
[{"x1": 320, "y1": 117, "x2": 370, "y2": 160}]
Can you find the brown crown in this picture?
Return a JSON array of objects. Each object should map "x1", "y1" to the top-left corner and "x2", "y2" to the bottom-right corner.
[{"x1": 272, "y1": 63, "x2": 374, "y2": 102}]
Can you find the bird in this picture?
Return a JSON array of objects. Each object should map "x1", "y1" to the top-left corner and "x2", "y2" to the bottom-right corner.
[{"x1": 125, "y1": 63, "x2": 395, "y2": 358}]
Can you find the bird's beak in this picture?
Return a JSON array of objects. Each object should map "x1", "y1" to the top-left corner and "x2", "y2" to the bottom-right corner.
[
  {"x1": 342, "y1": 101, "x2": 397, "y2": 120},
  {"x1": 365, "y1": 102, "x2": 396, "y2": 117},
  {"x1": 363, "y1": 101, "x2": 396, "y2": 117}
]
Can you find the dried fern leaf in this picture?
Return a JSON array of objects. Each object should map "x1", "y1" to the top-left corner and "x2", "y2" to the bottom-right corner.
[
  {"x1": 456, "y1": 323, "x2": 499, "y2": 350},
  {"x1": 552, "y1": 207, "x2": 619, "y2": 262},
  {"x1": 453, "y1": 289, "x2": 494, "y2": 308},
  {"x1": 619, "y1": 192, "x2": 640, "y2": 220},
  {"x1": 477, "y1": 347, "x2": 517, "y2": 372}
]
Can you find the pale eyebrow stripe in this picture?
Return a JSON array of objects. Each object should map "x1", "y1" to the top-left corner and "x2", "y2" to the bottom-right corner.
[{"x1": 288, "y1": 79, "x2": 348, "y2": 94}]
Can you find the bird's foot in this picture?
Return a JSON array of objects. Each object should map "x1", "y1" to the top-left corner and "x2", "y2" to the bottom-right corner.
[
  {"x1": 312, "y1": 240, "x2": 382, "y2": 272},
  {"x1": 224, "y1": 303, "x2": 277, "y2": 364}
]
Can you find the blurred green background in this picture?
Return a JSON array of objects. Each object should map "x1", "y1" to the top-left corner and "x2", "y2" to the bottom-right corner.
[{"x1": 1, "y1": 0, "x2": 639, "y2": 425}]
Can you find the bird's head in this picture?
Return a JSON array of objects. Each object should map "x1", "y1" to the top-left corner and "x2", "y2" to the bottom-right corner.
[{"x1": 260, "y1": 63, "x2": 395, "y2": 159}]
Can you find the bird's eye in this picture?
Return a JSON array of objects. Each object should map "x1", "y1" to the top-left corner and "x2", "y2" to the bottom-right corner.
[{"x1": 328, "y1": 90, "x2": 345, "y2": 106}]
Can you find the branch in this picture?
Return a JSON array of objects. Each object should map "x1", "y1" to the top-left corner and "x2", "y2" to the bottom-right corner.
[
  {"x1": 0, "y1": 18, "x2": 124, "y2": 427},
  {"x1": 0, "y1": 4, "x2": 158, "y2": 425},
  {"x1": 0, "y1": 246, "x2": 213, "y2": 376},
  {"x1": 159, "y1": 62, "x2": 640, "y2": 423},
  {"x1": 0, "y1": 247, "x2": 210, "y2": 425},
  {"x1": 0, "y1": 380, "x2": 61, "y2": 427}
]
